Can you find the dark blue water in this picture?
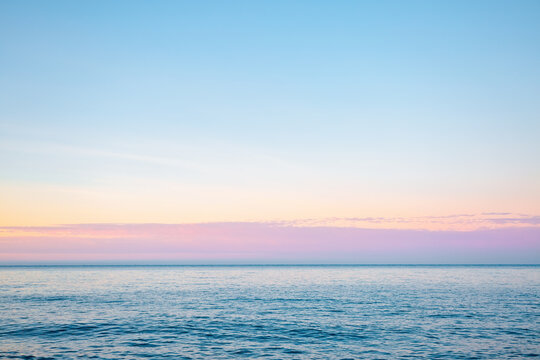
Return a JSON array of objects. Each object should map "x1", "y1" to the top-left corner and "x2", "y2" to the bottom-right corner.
[{"x1": 0, "y1": 266, "x2": 538, "y2": 359}]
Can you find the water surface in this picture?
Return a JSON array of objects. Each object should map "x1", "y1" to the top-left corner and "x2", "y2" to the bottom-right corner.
[{"x1": 1, "y1": 266, "x2": 538, "y2": 359}]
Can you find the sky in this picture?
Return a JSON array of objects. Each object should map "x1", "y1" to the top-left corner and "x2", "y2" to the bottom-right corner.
[{"x1": 1, "y1": 0, "x2": 539, "y2": 263}]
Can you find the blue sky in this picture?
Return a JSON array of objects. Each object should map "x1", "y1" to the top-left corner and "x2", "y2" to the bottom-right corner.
[{"x1": 1, "y1": 0, "x2": 539, "y2": 226}]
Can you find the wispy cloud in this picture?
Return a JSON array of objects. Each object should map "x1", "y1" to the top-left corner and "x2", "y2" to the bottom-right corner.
[
  {"x1": 485, "y1": 216, "x2": 540, "y2": 225},
  {"x1": 270, "y1": 213, "x2": 540, "y2": 230},
  {"x1": 0, "y1": 141, "x2": 207, "y2": 171}
]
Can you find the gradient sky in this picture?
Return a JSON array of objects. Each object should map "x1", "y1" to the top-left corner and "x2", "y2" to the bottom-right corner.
[{"x1": 1, "y1": 1, "x2": 539, "y2": 263}]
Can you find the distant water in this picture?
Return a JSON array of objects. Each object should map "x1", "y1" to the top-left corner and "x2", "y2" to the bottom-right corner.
[{"x1": 0, "y1": 266, "x2": 539, "y2": 359}]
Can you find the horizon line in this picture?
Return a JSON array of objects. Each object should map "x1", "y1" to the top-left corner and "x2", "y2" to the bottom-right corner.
[{"x1": 1, "y1": 263, "x2": 538, "y2": 267}]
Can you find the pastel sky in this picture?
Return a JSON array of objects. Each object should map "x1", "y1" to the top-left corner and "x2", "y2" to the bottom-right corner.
[{"x1": 1, "y1": 1, "x2": 539, "y2": 263}]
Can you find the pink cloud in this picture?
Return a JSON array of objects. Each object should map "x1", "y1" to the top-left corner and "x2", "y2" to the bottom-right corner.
[{"x1": 0, "y1": 223, "x2": 539, "y2": 264}]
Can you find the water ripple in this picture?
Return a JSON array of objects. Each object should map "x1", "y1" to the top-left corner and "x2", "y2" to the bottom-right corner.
[{"x1": 0, "y1": 266, "x2": 539, "y2": 359}]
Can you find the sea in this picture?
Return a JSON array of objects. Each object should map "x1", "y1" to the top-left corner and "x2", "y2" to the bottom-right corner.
[{"x1": 0, "y1": 265, "x2": 538, "y2": 359}]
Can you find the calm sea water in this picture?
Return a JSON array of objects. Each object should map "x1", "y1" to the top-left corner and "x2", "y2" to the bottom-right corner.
[{"x1": 0, "y1": 266, "x2": 538, "y2": 359}]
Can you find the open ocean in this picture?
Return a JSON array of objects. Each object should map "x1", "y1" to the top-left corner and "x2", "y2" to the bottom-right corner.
[{"x1": 0, "y1": 265, "x2": 538, "y2": 359}]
